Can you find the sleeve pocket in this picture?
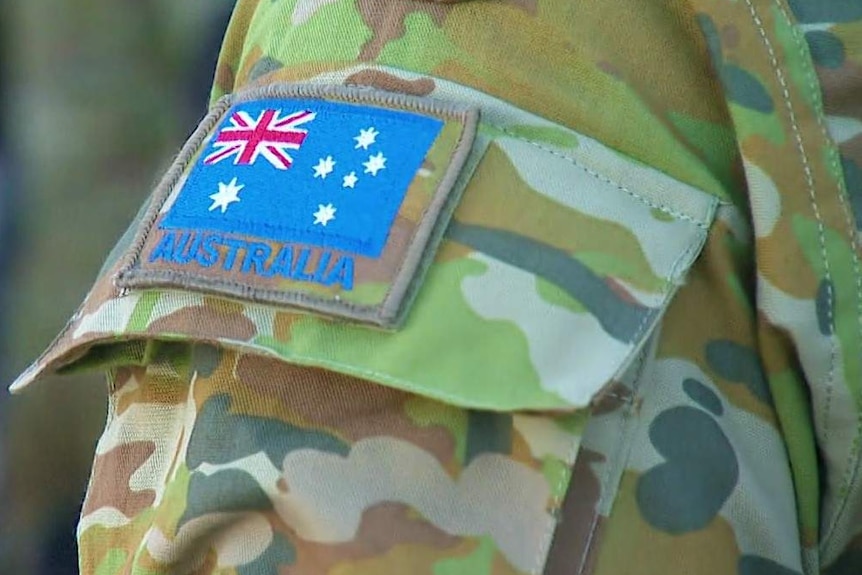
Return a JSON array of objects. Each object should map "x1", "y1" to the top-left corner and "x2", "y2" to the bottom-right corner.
[{"x1": 10, "y1": 87, "x2": 719, "y2": 412}]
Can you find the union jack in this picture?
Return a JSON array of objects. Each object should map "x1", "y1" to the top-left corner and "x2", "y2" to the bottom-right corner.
[{"x1": 204, "y1": 108, "x2": 316, "y2": 170}]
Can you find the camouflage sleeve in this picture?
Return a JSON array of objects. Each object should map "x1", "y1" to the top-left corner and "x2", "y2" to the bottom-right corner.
[{"x1": 9, "y1": 1, "x2": 862, "y2": 574}]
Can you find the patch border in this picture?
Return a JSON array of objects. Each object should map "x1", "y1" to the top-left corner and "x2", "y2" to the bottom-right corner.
[{"x1": 115, "y1": 83, "x2": 479, "y2": 328}]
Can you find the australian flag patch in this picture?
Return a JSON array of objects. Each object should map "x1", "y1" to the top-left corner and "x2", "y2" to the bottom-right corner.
[{"x1": 116, "y1": 84, "x2": 478, "y2": 327}]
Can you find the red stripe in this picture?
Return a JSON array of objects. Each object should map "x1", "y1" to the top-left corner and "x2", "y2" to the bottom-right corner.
[
  {"x1": 204, "y1": 144, "x2": 241, "y2": 165},
  {"x1": 274, "y1": 109, "x2": 312, "y2": 128},
  {"x1": 210, "y1": 109, "x2": 312, "y2": 167},
  {"x1": 266, "y1": 145, "x2": 292, "y2": 169},
  {"x1": 232, "y1": 112, "x2": 250, "y2": 128},
  {"x1": 237, "y1": 110, "x2": 275, "y2": 164},
  {"x1": 215, "y1": 126, "x2": 308, "y2": 148}
]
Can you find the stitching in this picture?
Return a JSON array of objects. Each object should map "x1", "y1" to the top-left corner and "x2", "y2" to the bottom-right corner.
[
  {"x1": 609, "y1": 237, "x2": 703, "y2": 385},
  {"x1": 119, "y1": 81, "x2": 713, "y2": 297},
  {"x1": 624, "y1": 231, "x2": 702, "y2": 358},
  {"x1": 31, "y1": 306, "x2": 663, "y2": 416},
  {"x1": 45, "y1": 329, "x2": 569, "y2": 412},
  {"x1": 532, "y1": 416, "x2": 585, "y2": 575},
  {"x1": 779, "y1": 0, "x2": 862, "y2": 493},
  {"x1": 631, "y1": 308, "x2": 659, "y2": 356},
  {"x1": 743, "y1": 0, "x2": 839, "y2": 412},
  {"x1": 670, "y1": 235, "x2": 704, "y2": 280},
  {"x1": 770, "y1": 0, "x2": 862, "y2": 548},
  {"x1": 117, "y1": 83, "x2": 477, "y2": 326},
  {"x1": 119, "y1": 156, "x2": 475, "y2": 324},
  {"x1": 118, "y1": 83, "x2": 473, "y2": 274},
  {"x1": 240, "y1": 82, "x2": 471, "y2": 123},
  {"x1": 575, "y1": 349, "x2": 649, "y2": 575},
  {"x1": 193, "y1": 82, "x2": 711, "y2": 234},
  {"x1": 743, "y1": 0, "x2": 839, "y2": 490},
  {"x1": 205, "y1": 225, "x2": 370, "y2": 244},
  {"x1": 599, "y1": 236, "x2": 701, "y2": 400},
  {"x1": 494, "y1": 125, "x2": 711, "y2": 230},
  {"x1": 599, "y1": 392, "x2": 635, "y2": 403},
  {"x1": 380, "y1": 107, "x2": 481, "y2": 324},
  {"x1": 345, "y1": 65, "x2": 719, "y2": 223},
  {"x1": 379, "y1": 115, "x2": 474, "y2": 312},
  {"x1": 121, "y1": 268, "x2": 378, "y2": 314},
  {"x1": 771, "y1": 1, "x2": 851, "y2": 447},
  {"x1": 119, "y1": 95, "x2": 234, "y2": 274}
]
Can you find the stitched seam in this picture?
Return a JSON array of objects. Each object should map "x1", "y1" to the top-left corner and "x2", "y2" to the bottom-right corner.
[
  {"x1": 166, "y1": 222, "x2": 380, "y2": 243},
  {"x1": 117, "y1": 84, "x2": 472, "y2": 274},
  {"x1": 241, "y1": 82, "x2": 471, "y2": 121},
  {"x1": 600, "y1": 392, "x2": 635, "y2": 403},
  {"x1": 118, "y1": 155, "x2": 707, "y2": 410},
  {"x1": 613, "y1": 238, "x2": 702, "y2": 382},
  {"x1": 785, "y1": 4, "x2": 862, "y2": 541},
  {"x1": 773, "y1": 1, "x2": 847, "y2": 447},
  {"x1": 379, "y1": 115, "x2": 474, "y2": 312},
  {"x1": 261, "y1": 72, "x2": 717, "y2": 225},
  {"x1": 116, "y1": 84, "x2": 476, "y2": 326},
  {"x1": 163, "y1": 122, "x2": 471, "y2": 265},
  {"x1": 770, "y1": 0, "x2": 862, "y2": 548},
  {"x1": 576, "y1": 350, "x2": 649, "y2": 575},
  {"x1": 631, "y1": 308, "x2": 659, "y2": 355},
  {"x1": 25, "y1": 324, "x2": 547, "y2": 412},
  {"x1": 120, "y1": 83, "x2": 711, "y2": 291},
  {"x1": 495, "y1": 125, "x2": 711, "y2": 230},
  {"x1": 122, "y1": 269, "x2": 379, "y2": 314},
  {"x1": 117, "y1": 94, "x2": 233, "y2": 277},
  {"x1": 532, "y1": 420, "x2": 584, "y2": 575},
  {"x1": 44, "y1": 327, "x2": 517, "y2": 411},
  {"x1": 742, "y1": 0, "x2": 839, "y2": 522}
]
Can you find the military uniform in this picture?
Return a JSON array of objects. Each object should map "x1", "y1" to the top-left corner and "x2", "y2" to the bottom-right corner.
[{"x1": 11, "y1": 0, "x2": 862, "y2": 573}]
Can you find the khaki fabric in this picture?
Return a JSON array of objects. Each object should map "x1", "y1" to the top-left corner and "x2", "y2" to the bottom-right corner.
[{"x1": 10, "y1": 0, "x2": 862, "y2": 573}]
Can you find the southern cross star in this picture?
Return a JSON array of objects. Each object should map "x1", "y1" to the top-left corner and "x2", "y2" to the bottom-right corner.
[
  {"x1": 313, "y1": 203, "x2": 337, "y2": 226},
  {"x1": 313, "y1": 155, "x2": 336, "y2": 179},
  {"x1": 342, "y1": 171, "x2": 358, "y2": 189},
  {"x1": 363, "y1": 152, "x2": 387, "y2": 176},
  {"x1": 208, "y1": 177, "x2": 244, "y2": 213},
  {"x1": 354, "y1": 127, "x2": 379, "y2": 150}
]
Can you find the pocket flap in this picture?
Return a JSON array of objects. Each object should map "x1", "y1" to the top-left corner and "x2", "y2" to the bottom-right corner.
[{"x1": 10, "y1": 79, "x2": 719, "y2": 412}]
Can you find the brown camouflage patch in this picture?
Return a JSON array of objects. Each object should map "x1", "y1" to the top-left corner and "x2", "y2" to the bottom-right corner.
[
  {"x1": 149, "y1": 303, "x2": 258, "y2": 342},
  {"x1": 215, "y1": 62, "x2": 236, "y2": 98},
  {"x1": 82, "y1": 441, "x2": 157, "y2": 518},
  {"x1": 544, "y1": 448, "x2": 606, "y2": 575},
  {"x1": 234, "y1": 355, "x2": 457, "y2": 465},
  {"x1": 284, "y1": 503, "x2": 462, "y2": 575},
  {"x1": 357, "y1": 0, "x2": 454, "y2": 61},
  {"x1": 345, "y1": 69, "x2": 436, "y2": 96}
]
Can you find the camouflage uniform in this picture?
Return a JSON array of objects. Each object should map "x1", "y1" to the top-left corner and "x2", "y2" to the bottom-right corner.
[{"x1": 10, "y1": 0, "x2": 862, "y2": 573}]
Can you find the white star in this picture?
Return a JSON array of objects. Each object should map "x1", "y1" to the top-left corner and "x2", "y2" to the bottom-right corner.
[
  {"x1": 313, "y1": 203, "x2": 337, "y2": 226},
  {"x1": 342, "y1": 171, "x2": 358, "y2": 189},
  {"x1": 313, "y1": 156, "x2": 336, "y2": 179},
  {"x1": 363, "y1": 152, "x2": 387, "y2": 176},
  {"x1": 208, "y1": 177, "x2": 244, "y2": 213},
  {"x1": 354, "y1": 127, "x2": 379, "y2": 150}
]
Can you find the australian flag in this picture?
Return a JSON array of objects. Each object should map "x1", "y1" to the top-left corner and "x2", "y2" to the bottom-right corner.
[{"x1": 161, "y1": 97, "x2": 444, "y2": 258}]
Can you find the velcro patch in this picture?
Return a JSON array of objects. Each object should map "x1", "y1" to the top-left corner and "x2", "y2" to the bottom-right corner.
[{"x1": 116, "y1": 84, "x2": 478, "y2": 327}]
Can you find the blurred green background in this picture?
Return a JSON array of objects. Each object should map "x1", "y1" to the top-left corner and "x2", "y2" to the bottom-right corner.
[{"x1": 0, "y1": 2, "x2": 235, "y2": 572}]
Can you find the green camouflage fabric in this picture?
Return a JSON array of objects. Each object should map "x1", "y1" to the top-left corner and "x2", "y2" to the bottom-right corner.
[
  {"x1": 9, "y1": 0, "x2": 862, "y2": 573},
  {"x1": 77, "y1": 347, "x2": 586, "y2": 574},
  {"x1": 790, "y1": 1, "x2": 862, "y2": 570}
]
